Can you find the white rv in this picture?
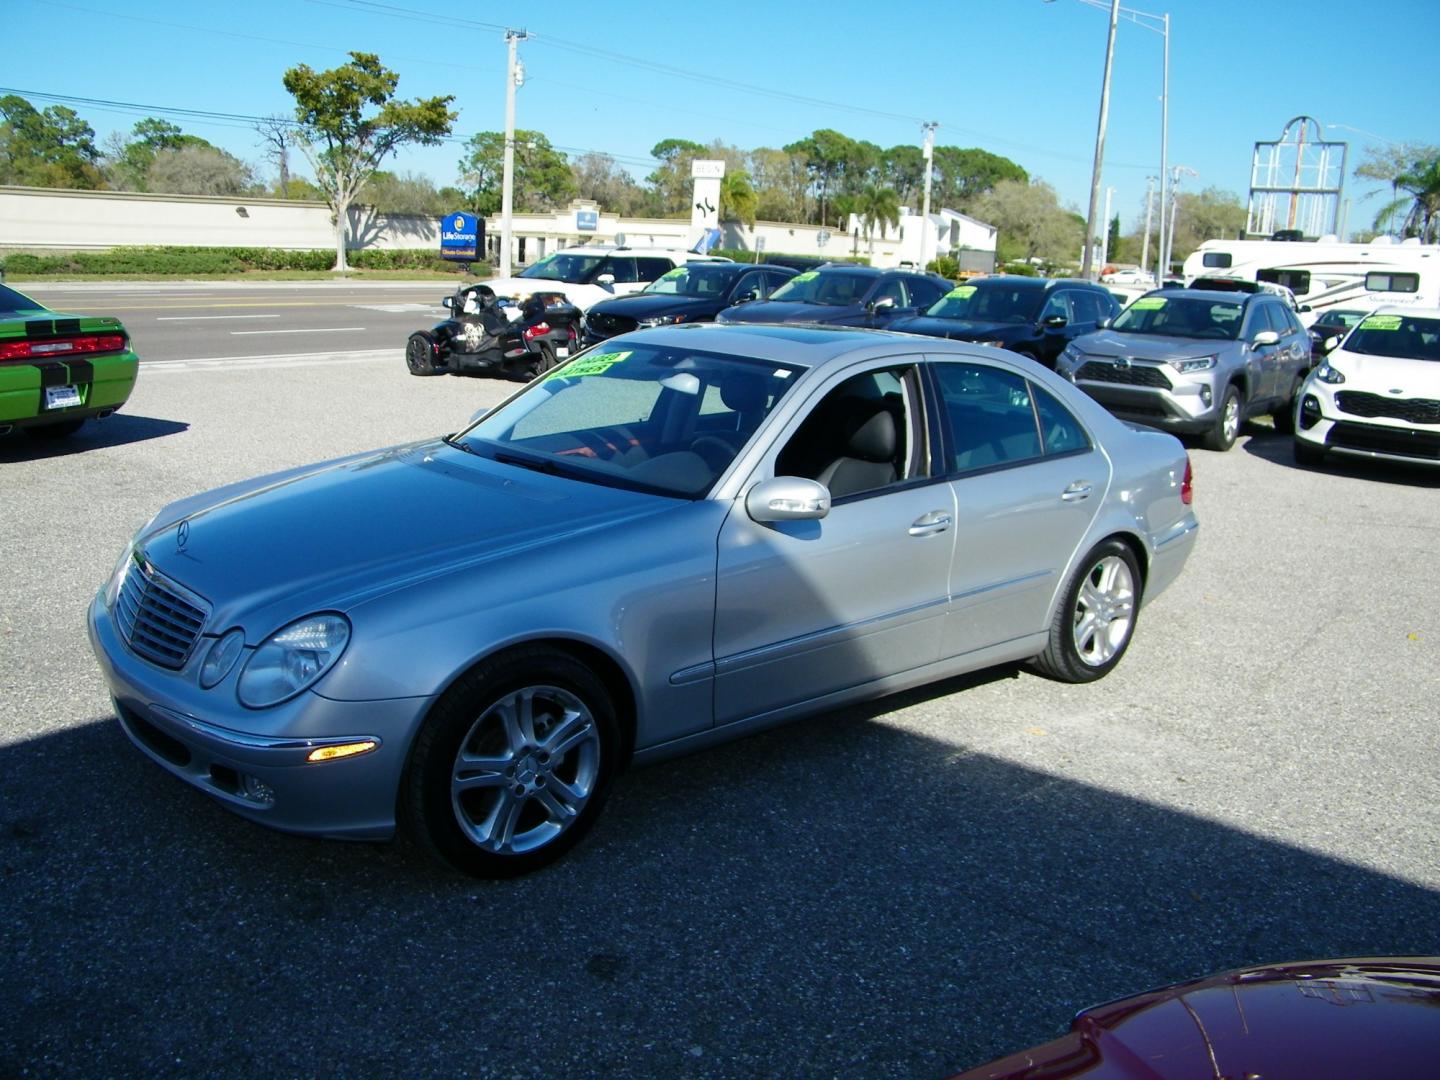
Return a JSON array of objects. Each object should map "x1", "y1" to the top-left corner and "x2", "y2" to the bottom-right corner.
[{"x1": 1182, "y1": 237, "x2": 1440, "y2": 318}]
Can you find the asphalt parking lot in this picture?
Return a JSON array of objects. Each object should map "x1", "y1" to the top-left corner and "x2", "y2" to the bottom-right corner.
[{"x1": 2, "y1": 333, "x2": 1439, "y2": 1078}]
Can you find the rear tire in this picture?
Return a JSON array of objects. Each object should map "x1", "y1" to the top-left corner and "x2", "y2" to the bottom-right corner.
[
  {"x1": 1032, "y1": 539, "x2": 1141, "y2": 683},
  {"x1": 1272, "y1": 376, "x2": 1303, "y2": 435},
  {"x1": 529, "y1": 342, "x2": 559, "y2": 379},
  {"x1": 406, "y1": 331, "x2": 442, "y2": 376},
  {"x1": 1202, "y1": 384, "x2": 1242, "y2": 451},
  {"x1": 402, "y1": 647, "x2": 620, "y2": 878}
]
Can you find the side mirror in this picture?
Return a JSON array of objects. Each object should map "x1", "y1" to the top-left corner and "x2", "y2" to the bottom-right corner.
[
  {"x1": 1098, "y1": 317, "x2": 1112, "y2": 329},
  {"x1": 596, "y1": 273, "x2": 616, "y2": 287},
  {"x1": 1042, "y1": 314, "x2": 1068, "y2": 329},
  {"x1": 869, "y1": 296, "x2": 896, "y2": 315},
  {"x1": 746, "y1": 477, "x2": 831, "y2": 523},
  {"x1": 1321, "y1": 334, "x2": 1341, "y2": 354},
  {"x1": 442, "y1": 296, "x2": 455, "y2": 309},
  {"x1": 1299, "y1": 304, "x2": 1312, "y2": 313},
  {"x1": 1252, "y1": 329, "x2": 1280, "y2": 346}
]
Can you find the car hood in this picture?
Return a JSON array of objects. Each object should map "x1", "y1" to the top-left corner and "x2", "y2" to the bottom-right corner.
[
  {"x1": 888, "y1": 316, "x2": 1019, "y2": 341},
  {"x1": 1327, "y1": 349, "x2": 1440, "y2": 393},
  {"x1": 951, "y1": 957, "x2": 1440, "y2": 1079},
  {"x1": 136, "y1": 440, "x2": 674, "y2": 631},
  {"x1": 589, "y1": 294, "x2": 718, "y2": 319},
  {"x1": 1073, "y1": 329, "x2": 1230, "y2": 362},
  {"x1": 717, "y1": 300, "x2": 860, "y2": 324}
]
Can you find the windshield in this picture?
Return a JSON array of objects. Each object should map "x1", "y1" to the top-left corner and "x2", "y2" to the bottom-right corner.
[
  {"x1": 1111, "y1": 295, "x2": 1243, "y2": 340},
  {"x1": 642, "y1": 264, "x2": 741, "y2": 297},
  {"x1": 0, "y1": 284, "x2": 46, "y2": 316},
  {"x1": 1320, "y1": 309, "x2": 1369, "y2": 329},
  {"x1": 517, "y1": 253, "x2": 604, "y2": 282},
  {"x1": 457, "y1": 344, "x2": 800, "y2": 498},
  {"x1": 767, "y1": 270, "x2": 870, "y2": 307},
  {"x1": 924, "y1": 283, "x2": 1042, "y2": 323},
  {"x1": 1343, "y1": 314, "x2": 1440, "y2": 362}
]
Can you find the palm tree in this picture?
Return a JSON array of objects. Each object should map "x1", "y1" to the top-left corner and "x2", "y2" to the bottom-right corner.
[
  {"x1": 719, "y1": 170, "x2": 757, "y2": 226},
  {"x1": 1395, "y1": 154, "x2": 1440, "y2": 243},
  {"x1": 854, "y1": 184, "x2": 901, "y2": 257}
]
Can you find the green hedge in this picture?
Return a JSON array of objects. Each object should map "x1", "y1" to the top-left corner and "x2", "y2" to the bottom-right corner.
[{"x1": 1, "y1": 246, "x2": 479, "y2": 276}]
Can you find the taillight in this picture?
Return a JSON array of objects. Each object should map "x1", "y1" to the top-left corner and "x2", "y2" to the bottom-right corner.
[
  {"x1": 523, "y1": 322, "x2": 550, "y2": 341},
  {"x1": 0, "y1": 333, "x2": 126, "y2": 361},
  {"x1": 1181, "y1": 456, "x2": 1193, "y2": 505}
]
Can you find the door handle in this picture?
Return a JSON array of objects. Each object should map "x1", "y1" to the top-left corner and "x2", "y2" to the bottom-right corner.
[
  {"x1": 908, "y1": 510, "x2": 953, "y2": 537},
  {"x1": 1060, "y1": 482, "x2": 1093, "y2": 502}
]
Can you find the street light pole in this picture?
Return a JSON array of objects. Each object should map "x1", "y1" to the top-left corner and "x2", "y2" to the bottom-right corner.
[
  {"x1": 500, "y1": 28, "x2": 528, "y2": 279},
  {"x1": 919, "y1": 121, "x2": 937, "y2": 271},
  {"x1": 1081, "y1": 0, "x2": 1121, "y2": 281},
  {"x1": 1141, "y1": 175, "x2": 1156, "y2": 275}
]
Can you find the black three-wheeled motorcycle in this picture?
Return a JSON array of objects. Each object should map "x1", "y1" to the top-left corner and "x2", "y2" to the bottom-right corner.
[{"x1": 405, "y1": 283, "x2": 582, "y2": 380}]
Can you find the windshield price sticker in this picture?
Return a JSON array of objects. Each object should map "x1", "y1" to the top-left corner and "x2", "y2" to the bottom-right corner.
[
  {"x1": 791, "y1": 271, "x2": 819, "y2": 283},
  {"x1": 546, "y1": 350, "x2": 631, "y2": 381},
  {"x1": 1131, "y1": 297, "x2": 1167, "y2": 311},
  {"x1": 1360, "y1": 314, "x2": 1403, "y2": 331},
  {"x1": 945, "y1": 285, "x2": 977, "y2": 300},
  {"x1": 659, "y1": 268, "x2": 686, "y2": 281}
]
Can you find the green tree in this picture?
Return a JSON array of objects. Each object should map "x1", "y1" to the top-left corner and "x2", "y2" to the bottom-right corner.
[
  {"x1": 932, "y1": 147, "x2": 1028, "y2": 209},
  {"x1": 458, "y1": 130, "x2": 575, "y2": 216},
  {"x1": 1394, "y1": 154, "x2": 1440, "y2": 242},
  {"x1": 719, "y1": 170, "x2": 757, "y2": 225},
  {"x1": 854, "y1": 184, "x2": 901, "y2": 256},
  {"x1": 571, "y1": 151, "x2": 648, "y2": 215},
  {"x1": 881, "y1": 144, "x2": 925, "y2": 207},
  {"x1": 748, "y1": 146, "x2": 809, "y2": 222},
  {"x1": 105, "y1": 117, "x2": 215, "y2": 191},
  {"x1": 1355, "y1": 141, "x2": 1439, "y2": 237},
  {"x1": 0, "y1": 94, "x2": 104, "y2": 188},
  {"x1": 361, "y1": 170, "x2": 450, "y2": 214},
  {"x1": 1106, "y1": 214, "x2": 1121, "y2": 263},
  {"x1": 784, "y1": 129, "x2": 859, "y2": 226},
  {"x1": 1168, "y1": 187, "x2": 1247, "y2": 262},
  {"x1": 283, "y1": 51, "x2": 456, "y2": 270},
  {"x1": 972, "y1": 179, "x2": 1082, "y2": 267},
  {"x1": 644, "y1": 138, "x2": 706, "y2": 216}
]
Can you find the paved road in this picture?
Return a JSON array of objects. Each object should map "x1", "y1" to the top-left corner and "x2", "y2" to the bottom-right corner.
[
  {"x1": 19, "y1": 280, "x2": 457, "y2": 365},
  {"x1": 2, "y1": 329, "x2": 1438, "y2": 1078}
]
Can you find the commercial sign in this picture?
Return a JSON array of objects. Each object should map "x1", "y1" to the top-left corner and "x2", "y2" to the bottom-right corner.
[
  {"x1": 439, "y1": 211, "x2": 482, "y2": 261},
  {"x1": 576, "y1": 209, "x2": 599, "y2": 232}
]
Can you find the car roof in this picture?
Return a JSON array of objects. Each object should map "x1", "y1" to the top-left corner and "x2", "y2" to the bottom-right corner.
[
  {"x1": 1146, "y1": 288, "x2": 1268, "y2": 304},
  {"x1": 630, "y1": 321, "x2": 1015, "y2": 369},
  {"x1": 972, "y1": 276, "x2": 1109, "y2": 292},
  {"x1": 1371, "y1": 304, "x2": 1440, "y2": 319}
]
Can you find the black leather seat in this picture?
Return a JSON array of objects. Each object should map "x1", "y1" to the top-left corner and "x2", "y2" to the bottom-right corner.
[{"x1": 815, "y1": 399, "x2": 898, "y2": 498}]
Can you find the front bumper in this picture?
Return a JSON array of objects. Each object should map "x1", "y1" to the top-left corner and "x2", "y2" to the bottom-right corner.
[
  {"x1": 1067, "y1": 366, "x2": 1220, "y2": 435},
  {"x1": 89, "y1": 591, "x2": 434, "y2": 840},
  {"x1": 1295, "y1": 384, "x2": 1440, "y2": 466}
]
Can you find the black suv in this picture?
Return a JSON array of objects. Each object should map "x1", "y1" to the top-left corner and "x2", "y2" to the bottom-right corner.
[
  {"x1": 888, "y1": 276, "x2": 1120, "y2": 369},
  {"x1": 582, "y1": 262, "x2": 797, "y2": 346},
  {"x1": 714, "y1": 264, "x2": 950, "y2": 329}
]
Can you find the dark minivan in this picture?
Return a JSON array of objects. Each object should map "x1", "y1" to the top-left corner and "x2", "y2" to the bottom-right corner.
[
  {"x1": 582, "y1": 262, "x2": 796, "y2": 347},
  {"x1": 889, "y1": 276, "x2": 1120, "y2": 369}
]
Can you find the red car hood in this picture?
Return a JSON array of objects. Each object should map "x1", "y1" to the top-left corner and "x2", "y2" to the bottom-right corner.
[{"x1": 952, "y1": 957, "x2": 1440, "y2": 1079}]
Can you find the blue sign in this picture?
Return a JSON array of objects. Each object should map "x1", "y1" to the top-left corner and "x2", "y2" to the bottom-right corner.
[
  {"x1": 576, "y1": 209, "x2": 599, "y2": 232},
  {"x1": 439, "y1": 211, "x2": 481, "y2": 261}
]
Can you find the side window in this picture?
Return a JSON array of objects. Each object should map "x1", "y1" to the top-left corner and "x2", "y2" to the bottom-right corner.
[
  {"x1": 1241, "y1": 303, "x2": 1272, "y2": 338},
  {"x1": 601, "y1": 256, "x2": 640, "y2": 283},
  {"x1": 635, "y1": 257, "x2": 674, "y2": 282},
  {"x1": 775, "y1": 367, "x2": 923, "y2": 500},
  {"x1": 730, "y1": 272, "x2": 765, "y2": 302},
  {"x1": 870, "y1": 278, "x2": 909, "y2": 308},
  {"x1": 1365, "y1": 271, "x2": 1419, "y2": 293},
  {"x1": 763, "y1": 270, "x2": 793, "y2": 295},
  {"x1": 1202, "y1": 252, "x2": 1233, "y2": 268},
  {"x1": 1070, "y1": 291, "x2": 1105, "y2": 324},
  {"x1": 1033, "y1": 386, "x2": 1091, "y2": 456},
  {"x1": 908, "y1": 277, "x2": 945, "y2": 309},
  {"x1": 1040, "y1": 292, "x2": 1073, "y2": 322},
  {"x1": 934, "y1": 363, "x2": 1042, "y2": 473}
]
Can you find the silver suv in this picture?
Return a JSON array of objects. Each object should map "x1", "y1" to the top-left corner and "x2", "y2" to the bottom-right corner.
[{"x1": 1056, "y1": 289, "x2": 1313, "y2": 450}]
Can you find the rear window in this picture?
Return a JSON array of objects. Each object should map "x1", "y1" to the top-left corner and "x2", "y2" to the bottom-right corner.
[
  {"x1": 1258, "y1": 268, "x2": 1310, "y2": 295},
  {"x1": 1201, "y1": 252, "x2": 1233, "y2": 268}
]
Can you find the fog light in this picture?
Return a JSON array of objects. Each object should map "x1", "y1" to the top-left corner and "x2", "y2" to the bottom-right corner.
[
  {"x1": 306, "y1": 740, "x2": 377, "y2": 763},
  {"x1": 1299, "y1": 394, "x2": 1322, "y2": 430},
  {"x1": 241, "y1": 774, "x2": 276, "y2": 804},
  {"x1": 1200, "y1": 385, "x2": 1212, "y2": 406}
]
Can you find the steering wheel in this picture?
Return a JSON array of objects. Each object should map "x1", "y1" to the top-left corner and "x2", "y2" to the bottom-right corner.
[{"x1": 690, "y1": 434, "x2": 743, "y2": 472}]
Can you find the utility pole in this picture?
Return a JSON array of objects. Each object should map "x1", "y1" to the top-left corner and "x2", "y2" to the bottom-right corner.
[
  {"x1": 1141, "y1": 175, "x2": 1156, "y2": 277},
  {"x1": 919, "y1": 121, "x2": 937, "y2": 271},
  {"x1": 500, "y1": 28, "x2": 529, "y2": 279},
  {"x1": 1099, "y1": 185, "x2": 1114, "y2": 269},
  {"x1": 1081, "y1": 0, "x2": 1121, "y2": 280}
]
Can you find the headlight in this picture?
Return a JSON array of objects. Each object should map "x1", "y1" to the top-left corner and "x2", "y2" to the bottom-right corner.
[
  {"x1": 1169, "y1": 356, "x2": 1216, "y2": 373},
  {"x1": 102, "y1": 547, "x2": 134, "y2": 609},
  {"x1": 1314, "y1": 361, "x2": 1346, "y2": 385},
  {"x1": 200, "y1": 628, "x2": 246, "y2": 689},
  {"x1": 238, "y1": 613, "x2": 351, "y2": 708},
  {"x1": 637, "y1": 314, "x2": 685, "y2": 328},
  {"x1": 978, "y1": 339, "x2": 1006, "y2": 348}
]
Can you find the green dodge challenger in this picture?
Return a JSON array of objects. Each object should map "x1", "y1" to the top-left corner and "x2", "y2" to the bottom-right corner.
[{"x1": 0, "y1": 283, "x2": 139, "y2": 439}]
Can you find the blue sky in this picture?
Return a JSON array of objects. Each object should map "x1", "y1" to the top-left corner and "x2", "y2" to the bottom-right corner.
[{"x1": 9, "y1": 0, "x2": 1439, "y2": 235}]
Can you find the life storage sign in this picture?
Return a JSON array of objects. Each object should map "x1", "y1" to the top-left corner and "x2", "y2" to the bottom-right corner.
[{"x1": 439, "y1": 212, "x2": 482, "y2": 261}]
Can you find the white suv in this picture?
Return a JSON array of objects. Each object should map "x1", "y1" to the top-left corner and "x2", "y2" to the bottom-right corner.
[
  {"x1": 479, "y1": 247, "x2": 729, "y2": 314},
  {"x1": 1294, "y1": 305, "x2": 1440, "y2": 468}
]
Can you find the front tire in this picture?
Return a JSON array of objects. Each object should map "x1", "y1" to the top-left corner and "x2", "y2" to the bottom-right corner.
[
  {"x1": 402, "y1": 647, "x2": 620, "y2": 877},
  {"x1": 406, "y1": 331, "x2": 442, "y2": 376},
  {"x1": 1032, "y1": 539, "x2": 1141, "y2": 683},
  {"x1": 529, "y1": 342, "x2": 559, "y2": 378},
  {"x1": 1202, "y1": 384, "x2": 1242, "y2": 451}
]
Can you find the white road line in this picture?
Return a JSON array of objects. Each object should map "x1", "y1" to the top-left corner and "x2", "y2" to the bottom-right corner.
[
  {"x1": 229, "y1": 326, "x2": 367, "y2": 335},
  {"x1": 156, "y1": 314, "x2": 282, "y2": 321},
  {"x1": 141, "y1": 349, "x2": 397, "y2": 372}
]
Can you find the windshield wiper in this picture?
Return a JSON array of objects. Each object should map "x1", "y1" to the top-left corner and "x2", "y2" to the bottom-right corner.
[
  {"x1": 442, "y1": 433, "x2": 475, "y2": 454},
  {"x1": 494, "y1": 451, "x2": 564, "y2": 476}
]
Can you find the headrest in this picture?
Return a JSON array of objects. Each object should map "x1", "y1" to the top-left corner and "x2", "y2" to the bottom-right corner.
[
  {"x1": 837, "y1": 400, "x2": 896, "y2": 463},
  {"x1": 720, "y1": 373, "x2": 768, "y2": 413}
]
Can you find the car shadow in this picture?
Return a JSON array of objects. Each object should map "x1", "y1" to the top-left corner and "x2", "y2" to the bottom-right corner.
[
  {"x1": 3, "y1": 695, "x2": 1436, "y2": 1079},
  {"x1": 1240, "y1": 425, "x2": 1440, "y2": 488},
  {"x1": 0, "y1": 414, "x2": 190, "y2": 461}
]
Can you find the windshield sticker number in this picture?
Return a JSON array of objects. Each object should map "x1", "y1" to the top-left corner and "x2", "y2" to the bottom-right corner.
[
  {"x1": 790, "y1": 271, "x2": 819, "y2": 283},
  {"x1": 1359, "y1": 314, "x2": 1402, "y2": 331},
  {"x1": 1131, "y1": 297, "x2": 1167, "y2": 311},
  {"x1": 546, "y1": 350, "x2": 632, "y2": 381},
  {"x1": 945, "y1": 286, "x2": 976, "y2": 300}
]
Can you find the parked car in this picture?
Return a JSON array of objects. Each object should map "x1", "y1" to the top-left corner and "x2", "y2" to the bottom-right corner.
[
  {"x1": 474, "y1": 245, "x2": 726, "y2": 313},
  {"x1": 949, "y1": 957, "x2": 1440, "y2": 1079},
  {"x1": 581, "y1": 261, "x2": 797, "y2": 346},
  {"x1": 89, "y1": 325, "x2": 1198, "y2": 878},
  {"x1": 888, "y1": 277, "x2": 1120, "y2": 369},
  {"x1": 1307, "y1": 306, "x2": 1372, "y2": 352},
  {"x1": 713, "y1": 264, "x2": 950, "y2": 329},
  {"x1": 1057, "y1": 287, "x2": 1314, "y2": 451},
  {"x1": 0, "y1": 282, "x2": 138, "y2": 440},
  {"x1": 1100, "y1": 267, "x2": 1155, "y2": 287},
  {"x1": 405, "y1": 283, "x2": 581, "y2": 379},
  {"x1": 1294, "y1": 306, "x2": 1440, "y2": 468},
  {"x1": 1188, "y1": 274, "x2": 1310, "y2": 320}
]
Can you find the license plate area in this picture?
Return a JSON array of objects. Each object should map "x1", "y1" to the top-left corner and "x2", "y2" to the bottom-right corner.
[
  {"x1": 44, "y1": 385, "x2": 83, "y2": 410},
  {"x1": 555, "y1": 347, "x2": 570, "y2": 358}
]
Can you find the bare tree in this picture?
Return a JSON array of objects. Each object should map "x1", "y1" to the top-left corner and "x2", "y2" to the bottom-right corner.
[{"x1": 254, "y1": 114, "x2": 296, "y2": 195}]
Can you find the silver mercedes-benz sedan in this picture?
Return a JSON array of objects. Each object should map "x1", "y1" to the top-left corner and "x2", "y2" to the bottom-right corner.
[{"x1": 89, "y1": 324, "x2": 1199, "y2": 876}]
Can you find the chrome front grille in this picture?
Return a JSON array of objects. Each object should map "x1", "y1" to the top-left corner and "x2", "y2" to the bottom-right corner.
[
  {"x1": 114, "y1": 557, "x2": 210, "y2": 669},
  {"x1": 1077, "y1": 360, "x2": 1173, "y2": 389},
  {"x1": 1335, "y1": 391, "x2": 1440, "y2": 425}
]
